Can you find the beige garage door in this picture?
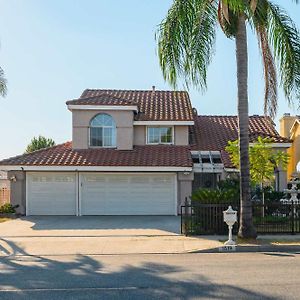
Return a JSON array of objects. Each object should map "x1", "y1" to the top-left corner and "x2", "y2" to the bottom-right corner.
[
  {"x1": 27, "y1": 172, "x2": 77, "y2": 215},
  {"x1": 80, "y1": 173, "x2": 176, "y2": 215}
]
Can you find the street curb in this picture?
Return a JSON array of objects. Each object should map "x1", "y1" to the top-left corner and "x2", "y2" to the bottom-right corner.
[{"x1": 192, "y1": 244, "x2": 300, "y2": 253}]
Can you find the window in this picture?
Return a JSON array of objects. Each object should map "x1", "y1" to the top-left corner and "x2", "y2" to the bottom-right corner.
[
  {"x1": 192, "y1": 151, "x2": 223, "y2": 165},
  {"x1": 192, "y1": 153, "x2": 200, "y2": 164},
  {"x1": 147, "y1": 127, "x2": 173, "y2": 144},
  {"x1": 89, "y1": 113, "x2": 116, "y2": 147}
]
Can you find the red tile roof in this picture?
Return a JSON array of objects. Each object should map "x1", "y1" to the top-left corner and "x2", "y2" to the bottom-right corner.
[
  {"x1": 66, "y1": 89, "x2": 194, "y2": 122},
  {"x1": 0, "y1": 113, "x2": 290, "y2": 170},
  {"x1": 67, "y1": 93, "x2": 134, "y2": 106},
  {"x1": 0, "y1": 142, "x2": 192, "y2": 168},
  {"x1": 191, "y1": 115, "x2": 291, "y2": 168}
]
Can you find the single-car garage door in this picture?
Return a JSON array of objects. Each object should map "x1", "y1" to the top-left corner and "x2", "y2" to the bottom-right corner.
[
  {"x1": 80, "y1": 173, "x2": 176, "y2": 215},
  {"x1": 27, "y1": 172, "x2": 77, "y2": 215}
]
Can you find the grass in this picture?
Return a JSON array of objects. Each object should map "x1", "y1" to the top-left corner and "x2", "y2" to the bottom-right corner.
[{"x1": 0, "y1": 217, "x2": 10, "y2": 223}]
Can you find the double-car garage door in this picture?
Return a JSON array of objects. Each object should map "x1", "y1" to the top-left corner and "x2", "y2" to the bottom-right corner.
[{"x1": 26, "y1": 172, "x2": 177, "y2": 216}]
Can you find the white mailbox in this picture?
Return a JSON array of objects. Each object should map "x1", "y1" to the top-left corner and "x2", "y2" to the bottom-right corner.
[
  {"x1": 223, "y1": 206, "x2": 237, "y2": 226},
  {"x1": 223, "y1": 206, "x2": 237, "y2": 246}
]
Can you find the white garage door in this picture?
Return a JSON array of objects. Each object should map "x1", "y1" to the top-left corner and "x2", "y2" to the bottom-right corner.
[
  {"x1": 27, "y1": 173, "x2": 77, "y2": 215},
  {"x1": 80, "y1": 173, "x2": 176, "y2": 215}
]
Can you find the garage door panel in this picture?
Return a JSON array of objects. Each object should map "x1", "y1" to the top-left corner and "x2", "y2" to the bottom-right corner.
[
  {"x1": 80, "y1": 173, "x2": 176, "y2": 215},
  {"x1": 27, "y1": 173, "x2": 77, "y2": 215}
]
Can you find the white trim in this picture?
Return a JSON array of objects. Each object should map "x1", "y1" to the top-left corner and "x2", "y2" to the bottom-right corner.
[
  {"x1": 193, "y1": 165, "x2": 224, "y2": 173},
  {"x1": 191, "y1": 150, "x2": 221, "y2": 155},
  {"x1": 75, "y1": 172, "x2": 79, "y2": 216},
  {"x1": 289, "y1": 119, "x2": 300, "y2": 133},
  {"x1": 249, "y1": 142, "x2": 292, "y2": 148},
  {"x1": 174, "y1": 174, "x2": 178, "y2": 216},
  {"x1": 68, "y1": 105, "x2": 138, "y2": 112},
  {"x1": 0, "y1": 165, "x2": 192, "y2": 172},
  {"x1": 270, "y1": 143, "x2": 292, "y2": 148},
  {"x1": 134, "y1": 121, "x2": 194, "y2": 126},
  {"x1": 224, "y1": 168, "x2": 239, "y2": 172},
  {"x1": 78, "y1": 172, "x2": 82, "y2": 216},
  {"x1": 25, "y1": 173, "x2": 28, "y2": 216}
]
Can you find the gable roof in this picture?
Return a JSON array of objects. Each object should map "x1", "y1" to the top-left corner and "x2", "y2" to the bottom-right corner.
[
  {"x1": 0, "y1": 142, "x2": 192, "y2": 169},
  {"x1": 66, "y1": 89, "x2": 194, "y2": 122},
  {"x1": 190, "y1": 115, "x2": 291, "y2": 168}
]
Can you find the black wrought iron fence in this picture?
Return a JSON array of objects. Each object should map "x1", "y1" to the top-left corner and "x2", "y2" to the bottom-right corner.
[{"x1": 181, "y1": 202, "x2": 300, "y2": 235}]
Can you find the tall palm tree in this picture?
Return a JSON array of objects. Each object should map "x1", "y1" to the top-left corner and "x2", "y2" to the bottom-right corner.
[
  {"x1": 157, "y1": 0, "x2": 300, "y2": 238},
  {"x1": 0, "y1": 67, "x2": 7, "y2": 97}
]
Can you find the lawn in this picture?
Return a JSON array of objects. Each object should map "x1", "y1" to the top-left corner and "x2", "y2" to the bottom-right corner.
[{"x1": 0, "y1": 217, "x2": 10, "y2": 223}]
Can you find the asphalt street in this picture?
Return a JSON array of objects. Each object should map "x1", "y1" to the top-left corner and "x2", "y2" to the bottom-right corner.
[{"x1": 0, "y1": 252, "x2": 299, "y2": 299}]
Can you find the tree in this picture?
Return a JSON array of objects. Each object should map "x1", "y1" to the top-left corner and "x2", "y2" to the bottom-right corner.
[
  {"x1": 157, "y1": 0, "x2": 300, "y2": 238},
  {"x1": 0, "y1": 67, "x2": 7, "y2": 97},
  {"x1": 25, "y1": 136, "x2": 56, "y2": 153},
  {"x1": 226, "y1": 137, "x2": 289, "y2": 206}
]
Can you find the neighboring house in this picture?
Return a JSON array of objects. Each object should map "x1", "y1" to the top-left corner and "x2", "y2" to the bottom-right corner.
[
  {"x1": 280, "y1": 113, "x2": 300, "y2": 178},
  {"x1": 0, "y1": 171, "x2": 9, "y2": 189},
  {"x1": 0, "y1": 89, "x2": 291, "y2": 216},
  {"x1": 0, "y1": 171, "x2": 10, "y2": 206}
]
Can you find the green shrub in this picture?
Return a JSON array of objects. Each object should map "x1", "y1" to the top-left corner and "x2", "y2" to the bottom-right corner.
[
  {"x1": 0, "y1": 203, "x2": 18, "y2": 214},
  {"x1": 253, "y1": 215, "x2": 287, "y2": 224},
  {"x1": 252, "y1": 186, "x2": 286, "y2": 202},
  {"x1": 191, "y1": 178, "x2": 240, "y2": 204},
  {"x1": 217, "y1": 178, "x2": 240, "y2": 191},
  {"x1": 191, "y1": 188, "x2": 239, "y2": 204}
]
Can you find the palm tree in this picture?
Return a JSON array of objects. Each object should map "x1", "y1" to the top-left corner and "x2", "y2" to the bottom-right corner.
[
  {"x1": 157, "y1": 0, "x2": 300, "y2": 238},
  {"x1": 0, "y1": 67, "x2": 7, "y2": 97}
]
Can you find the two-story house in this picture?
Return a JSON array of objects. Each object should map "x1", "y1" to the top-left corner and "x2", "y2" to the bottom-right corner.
[{"x1": 0, "y1": 89, "x2": 291, "y2": 216}]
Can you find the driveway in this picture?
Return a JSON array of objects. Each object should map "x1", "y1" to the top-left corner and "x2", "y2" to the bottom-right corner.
[
  {"x1": 0, "y1": 216, "x2": 181, "y2": 237},
  {"x1": 0, "y1": 216, "x2": 222, "y2": 256}
]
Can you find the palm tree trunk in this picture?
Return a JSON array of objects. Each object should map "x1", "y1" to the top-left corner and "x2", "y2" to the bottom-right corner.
[{"x1": 236, "y1": 15, "x2": 257, "y2": 239}]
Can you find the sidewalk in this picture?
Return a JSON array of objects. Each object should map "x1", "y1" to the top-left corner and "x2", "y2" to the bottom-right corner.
[
  {"x1": 1, "y1": 217, "x2": 300, "y2": 256},
  {"x1": 0, "y1": 235, "x2": 223, "y2": 256},
  {"x1": 1, "y1": 234, "x2": 300, "y2": 257},
  {"x1": 194, "y1": 234, "x2": 300, "y2": 253}
]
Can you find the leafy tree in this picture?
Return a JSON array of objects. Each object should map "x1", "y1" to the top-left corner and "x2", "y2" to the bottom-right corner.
[
  {"x1": 226, "y1": 136, "x2": 289, "y2": 207},
  {"x1": 25, "y1": 136, "x2": 56, "y2": 153},
  {"x1": 157, "y1": 0, "x2": 300, "y2": 238}
]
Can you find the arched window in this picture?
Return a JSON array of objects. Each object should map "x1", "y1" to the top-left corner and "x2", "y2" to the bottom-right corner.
[{"x1": 89, "y1": 113, "x2": 116, "y2": 147}]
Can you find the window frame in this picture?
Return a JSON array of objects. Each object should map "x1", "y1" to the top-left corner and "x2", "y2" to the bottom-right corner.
[
  {"x1": 146, "y1": 126, "x2": 174, "y2": 145},
  {"x1": 89, "y1": 113, "x2": 117, "y2": 148}
]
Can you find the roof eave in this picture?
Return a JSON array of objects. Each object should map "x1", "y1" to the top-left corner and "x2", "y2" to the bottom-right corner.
[
  {"x1": 67, "y1": 104, "x2": 139, "y2": 112},
  {"x1": 0, "y1": 165, "x2": 193, "y2": 172}
]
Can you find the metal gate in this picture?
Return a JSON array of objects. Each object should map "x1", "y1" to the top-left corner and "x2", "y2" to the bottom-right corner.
[{"x1": 181, "y1": 202, "x2": 300, "y2": 235}]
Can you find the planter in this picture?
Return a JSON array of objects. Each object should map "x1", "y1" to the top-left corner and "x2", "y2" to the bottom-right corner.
[{"x1": 0, "y1": 213, "x2": 19, "y2": 219}]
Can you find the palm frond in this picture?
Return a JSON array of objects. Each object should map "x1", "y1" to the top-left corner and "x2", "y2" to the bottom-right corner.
[
  {"x1": 266, "y1": 2, "x2": 300, "y2": 102},
  {"x1": 0, "y1": 67, "x2": 7, "y2": 97},
  {"x1": 217, "y1": 0, "x2": 239, "y2": 38},
  {"x1": 157, "y1": 0, "x2": 217, "y2": 89},
  {"x1": 256, "y1": 25, "x2": 278, "y2": 118}
]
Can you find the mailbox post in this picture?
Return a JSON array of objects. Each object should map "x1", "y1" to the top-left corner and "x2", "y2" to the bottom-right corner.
[{"x1": 223, "y1": 206, "x2": 237, "y2": 246}]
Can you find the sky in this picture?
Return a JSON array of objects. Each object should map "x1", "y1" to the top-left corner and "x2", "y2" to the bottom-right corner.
[{"x1": 0, "y1": 0, "x2": 299, "y2": 160}]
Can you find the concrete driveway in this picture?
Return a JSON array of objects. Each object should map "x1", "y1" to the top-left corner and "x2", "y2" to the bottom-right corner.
[
  {"x1": 0, "y1": 216, "x2": 181, "y2": 237},
  {"x1": 0, "y1": 216, "x2": 222, "y2": 256}
]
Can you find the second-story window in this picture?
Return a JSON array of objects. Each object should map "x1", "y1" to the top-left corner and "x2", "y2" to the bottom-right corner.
[
  {"x1": 90, "y1": 113, "x2": 116, "y2": 147},
  {"x1": 147, "y1": 127, "x2": 173, "y2": 144}
]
